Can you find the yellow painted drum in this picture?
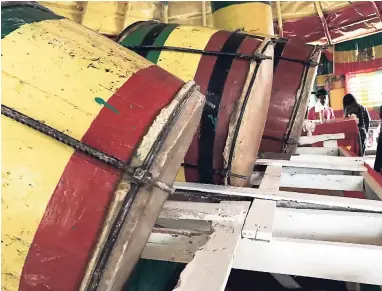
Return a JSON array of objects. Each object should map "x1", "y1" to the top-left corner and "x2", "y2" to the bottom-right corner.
[
  {"x1": 117, "y1": 22, "x2": 274, "y2": 187},
  {"x1": 211, "y1": 1, "x2": 274, "y2": 37},
  {"x1": 1, "y1": 2, "x2": 205, "y2": 291}
]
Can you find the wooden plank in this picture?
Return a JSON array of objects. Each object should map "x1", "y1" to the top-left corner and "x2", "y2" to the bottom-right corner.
[
  {"x1": 234, "y1": 237, "x2": 382, "y2": 285},
  {"x1": 242, "y1": 199, "x2": 276, "y2": 241},
  {"x1": 298, "y1": 133, "x2": 345, "y2": 145},
  {"x1": 363, "y1": 172, "x2": 382, "y2": 201},
  {"x1": 256, "y1": 158, "x2": 366, "y2": 172},
  {"x1": 173, "y1": 182, "x2": 382, "y2": 213},
  {"x1": 173, "y1": 201, "x2": 250, "y2": 291},
  {"x1": 290, "y1": 155, "x2": 367, "y2": 163},
  {"x1": 282, "y1": 166, "x2": 353, "y2": 176},
  {"x1": 279, "y1": 173, "x2": 364, "y2": 191},
  {"x1": 259, "y1": 165, "x2": 282, "y2": 192},
  {"x1": 295, "y1": 147, "x2": 339, "y2": 156},
  {"x1": 274, "y1": 208, "x2": 382, "y2": 246},
  {"x1": 323, "y1": 139, "x2": 338, "y2": 147}
]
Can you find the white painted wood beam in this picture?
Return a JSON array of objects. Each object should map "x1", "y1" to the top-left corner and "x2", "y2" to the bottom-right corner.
[
  {"x1": 172, "y1": 201, "x2": 250, "y2": 291},
  {"x1": 234, "y1": 237, "x2": 382, "y2": 285},
  {"x1": 299, "y1": 133, "x2": 345, "y2": 145},
  {"x1": 295, "y1": 147, "x2": 339, "y2": 156},
  {"x1": 279, "y1": 173, "x2": 364, "y2": 191},
  {"x1": 173, "y1": 182, "x2": 382, "y2": 213},
  {"x1": 259, "y1": 165, "x2": 282, "y2": 192},
  {"x1": 255, "y1": 158, "x2": 366, "y2": 172},
  {"x1": 242, "y1": 199, "x2": 276, "y2": 241}
]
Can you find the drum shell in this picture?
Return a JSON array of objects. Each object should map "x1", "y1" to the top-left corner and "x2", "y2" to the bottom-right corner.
[
  {"x1": 259, "y1": 38, "x2": 320, "y2": 153},
  {"x1": 118, "y1": 22, "x2": 274, "y2": 186},
  {"x1": 211, "y1": 1, "x2": 274, "y2": 36},
  {"x1": 1, "y1": 3, "x2": 204, "y2": 291}
]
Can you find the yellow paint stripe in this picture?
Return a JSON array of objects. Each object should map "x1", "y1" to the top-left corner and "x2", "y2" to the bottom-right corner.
[
  {"x1": 335, "y1": 44, "x2": 382, "y2": 63},
  {"x1": 156, "y1": 25, "x2": 215, "y2": 181},
  {"x1": 1, "y1": 18, "x2": 150, "y2": 290},
  {"x1": 157, "y1": 25, "x2": 216, "y2": 82},
  {"x1": 213, "y1": 2, "x2": 274, "y2": 35}
]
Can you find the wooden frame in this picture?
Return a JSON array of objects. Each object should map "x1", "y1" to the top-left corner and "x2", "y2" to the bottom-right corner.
[{"x1": 136, "y1": 144, "x2": 382, "y2": 290}]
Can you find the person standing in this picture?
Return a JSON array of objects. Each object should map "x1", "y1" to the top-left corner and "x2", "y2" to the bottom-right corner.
[
  {"x1": 343, "y1": 93, "x2": 371, "y2": 156},
  {"x1": 374, "y1": 105, "x2": 382, "y2": 174},
  {"x1": 307, "y1": 89, "x2": 335, "y2": 121}
]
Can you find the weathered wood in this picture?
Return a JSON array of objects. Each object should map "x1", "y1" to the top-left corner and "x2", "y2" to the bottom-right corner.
[
  {"x1": 242, "y1": 199, "x2": 276, "y2": 241},
  {"x1": 279, "y1": 173, "x2": 364, "y2": 191},
  {"x1": 234, "y1": 237, "x2": 382, "y2": 285},
  {"x1": 323, "y1": 139, "x2": 338, "y2": 147},
  {"x1": 290, "y1": 154, "x2": 367, "y2": 163},
  {"x1": 259, "y1": 165, "x2": 282, "y2": 192},
  {"x1": 172, "y1": 201, "x2": 251, "y2": 291},
  {"x1": 298, "y1": 133, "x2": 345, "y2": 145},
  {"x1": 173, "y1": 182, "x2": 382, "y2": 213},
  {"x1": 295, "y1": 147, "x2": 339, "y2": 156},
  {"x1": 256, "y1": 158, "x2": 366, "y2": 172}
]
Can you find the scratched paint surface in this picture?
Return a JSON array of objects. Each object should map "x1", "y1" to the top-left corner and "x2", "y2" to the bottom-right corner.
[
  {"x1": 1, "y1": 15, "x2": 153, "y2": 291},
  {"x1": 156, "y1": 25, "x2": 216, "y2": 181}
]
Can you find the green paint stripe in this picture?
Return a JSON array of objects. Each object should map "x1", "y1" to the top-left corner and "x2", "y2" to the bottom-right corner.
[
  {"x1": 211, "y1": 1, "x2": 270, "y2": 13},
  {"x1": 335, "y1": 32, "x2": 382, "y2": 52},
  {"x1": 120, "y1": 23, "x2": 158, "y2": 47},
  {"x1": 146, "y1": 24, "x2": 178, "y2": 64},
  {"x1": 1, "y1": 5, "x2": 63, "y2": 39}
]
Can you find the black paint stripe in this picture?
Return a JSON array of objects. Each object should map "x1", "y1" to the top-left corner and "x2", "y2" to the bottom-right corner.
[
  {"x1": 198, "y1": 32, "x2": 247, "y2": 184},
  {"x1": 139, "y1": 23, "x2": 168, "y2": 58},
  {"x1": 273, "y1": 40, "x2": 286, "y2": 71}
]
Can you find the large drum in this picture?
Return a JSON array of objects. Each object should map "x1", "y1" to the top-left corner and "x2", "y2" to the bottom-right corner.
[
  {"x1": 1, "y1": 2, "x2": 205, "y2": 291},
  {"x1": 259, "y1": 38, "x2": 321, "y2": 154},
  {"x1": 117, "y1": 22, "x2": 274, "y2": 186}
]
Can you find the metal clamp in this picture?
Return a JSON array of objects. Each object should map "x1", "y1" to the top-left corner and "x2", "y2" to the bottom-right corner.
[
  {"x1": 132, "y1": 167, "x2": 175, "y2": 195},
  {"x1": 253, "y1": 52, "x2": 273, "y2": 61}
]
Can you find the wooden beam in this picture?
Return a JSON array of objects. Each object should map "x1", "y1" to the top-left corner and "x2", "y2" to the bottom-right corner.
[
  {"x1": 295, "y1": 147, "x2": 339, "y2": 156},
  {"x1": 173, "y1": 182, "x2": 382, "y2": 213},
  {"x1": 362, "y1": 165, "x2": 382, "y2": 201},
  {"x1": 259, "y1": 165, "x2": 282, "y2": 192},
  {"x1": 234, "y1": 237, "x2": 382, "y2": 285},
  {"x1": 298, "y1": 133, "x2": 345, "y2": 145},
  {"x1": 172, "y1": 201, "x2": 250, "y2": 291},
  {"x1": 290, "y1": 154, "x2": 367, "y2": 163},
  {"x1": 242, "y1": 199, "x2": 276, "y2": 241},
  {"x1": 256, "y1": 158, "x2": 366, "y2": 172},
  {"x1": 279, "y1": 173, "x2": 364, "y2": 191}
]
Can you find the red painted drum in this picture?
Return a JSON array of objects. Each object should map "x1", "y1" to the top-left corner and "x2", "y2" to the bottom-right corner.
[
  {"x1": 259, "y1": 37, "x2": 321, "y2": 154},
  {"x1": 117, "y1": 22, "x2": 274, "y2": 186},
  {"x1": 1, "y1": 3, "x2": 205, "y2": 291}
]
